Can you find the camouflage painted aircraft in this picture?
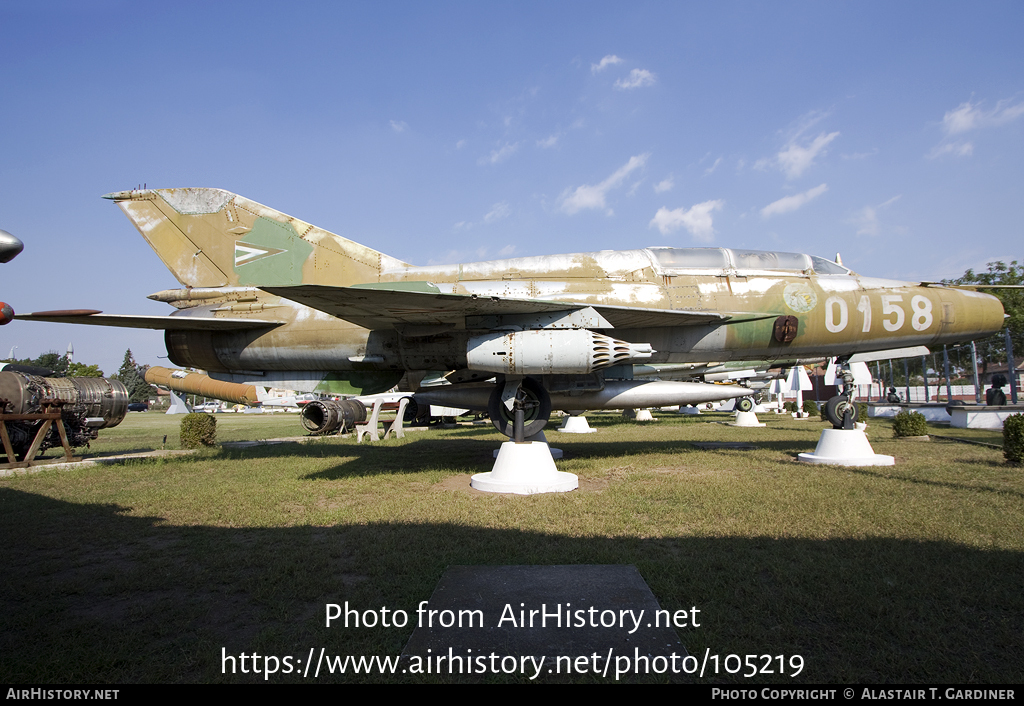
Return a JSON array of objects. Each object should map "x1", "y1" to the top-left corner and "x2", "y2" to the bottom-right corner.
[{"x1": 17, "y1": 187, "x2": 1005, "y2": 435}]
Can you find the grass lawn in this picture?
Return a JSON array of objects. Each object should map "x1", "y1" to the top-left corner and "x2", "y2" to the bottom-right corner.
[{"x1": 1, "y1": 410, "x2": 1021, "y2": 683}]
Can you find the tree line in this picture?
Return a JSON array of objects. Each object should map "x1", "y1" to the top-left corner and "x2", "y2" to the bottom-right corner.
[{"x1": 3, "y1": 348, "x2": 154, "y2": 403}]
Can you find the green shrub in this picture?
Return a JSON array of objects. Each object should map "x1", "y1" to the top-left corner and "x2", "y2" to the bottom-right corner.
[
  {"x1": 802, "y1": 400, "x2": 819, "y2": 416},
  {"x1": 857, "y1": 402, "x2": 868, "y2": 422},
  {"x1": 892, "y1": 410, "x2": 927, "y2": 438},
  {"x1": 1004, "y1": 413, "x2": 1024, "y2": 465},
  {"x1": 784, "y1": 401, "x2": 797, "y2": 413},
  {"x1": 180, "y1": 413, "x2": 217, "y2": 449}
]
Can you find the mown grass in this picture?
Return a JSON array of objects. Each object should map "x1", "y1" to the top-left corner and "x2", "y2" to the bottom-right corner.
[{"x1": 1, "y1": 410, "x2": 1021, "y2": 683}]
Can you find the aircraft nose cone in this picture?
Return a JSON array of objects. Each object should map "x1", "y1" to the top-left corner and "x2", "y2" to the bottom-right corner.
[
  {"x1": 958, "y1": 289, "x2": 1006, "y2": 339},
  {"x1": 0, "y1": 229, "x2": 24, "y2": 263}
]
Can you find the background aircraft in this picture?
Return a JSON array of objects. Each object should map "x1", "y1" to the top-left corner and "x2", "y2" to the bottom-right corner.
[{"x1": 17, "y1": 188, "x2": 1005, "y2": 436}]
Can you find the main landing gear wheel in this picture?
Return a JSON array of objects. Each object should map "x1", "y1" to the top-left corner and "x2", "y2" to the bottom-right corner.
[
  {"x1": 824, "y1": 395, "x2": 859, "y2": 428},
  {"x1": 736, "y1": 397, "x2": 755, "y2": 413},
  {"x1": 488, "y1": 377, "x2": 552, "y2": 438}
]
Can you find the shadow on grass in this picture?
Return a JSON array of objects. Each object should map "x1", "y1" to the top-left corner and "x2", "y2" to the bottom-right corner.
[
  {"x1": 840, "y1": 465, "x2": 1024, "y2": 500},
  {"x1": 185, "y1": 432, "x2": 827, "y2": 481},
  {"x1": 1, "y1": 487, "x2": 1020, "y2": 684}
]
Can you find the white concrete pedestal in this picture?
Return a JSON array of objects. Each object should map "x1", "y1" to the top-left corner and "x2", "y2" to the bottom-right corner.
[
  {"x1": 472, "y1": 441, "x2": 578, "y2": 495},
  {"x1": 494, "y1": 430, "x2": 562, "y2": 458},
  {"x1": 798, "y1": 428, "x2": 894, "y2": 466},
  {"x1": 634, "y1": 409, "x2": 656, "y2": 421},
  {"x1": 730, "y1": 410, "x2": 766, "y2": 427},
  {"x1": 558, "y1": 415, "x2": 596, "y2": 433},
  {"x1": 677, "y1": 405, "x2": 701, "y2": 415}
]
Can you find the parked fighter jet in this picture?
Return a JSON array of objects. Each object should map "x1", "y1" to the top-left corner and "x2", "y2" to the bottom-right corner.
[{"x1": 17, "y1": 188, "x2": 1005, "y2": 435}]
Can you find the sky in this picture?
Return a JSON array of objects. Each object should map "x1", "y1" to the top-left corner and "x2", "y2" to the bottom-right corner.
[{"x1": 2, "y1": 1, "x2": 1022, "y2": 375}]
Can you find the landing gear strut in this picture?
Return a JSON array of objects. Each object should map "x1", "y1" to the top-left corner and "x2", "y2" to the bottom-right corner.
[
  {"x1": 487, "y1": 377, "x2": 552, "y2": 438},
  {"x1": 824, "y1": 360, "x2": 858, "y2": 429}
]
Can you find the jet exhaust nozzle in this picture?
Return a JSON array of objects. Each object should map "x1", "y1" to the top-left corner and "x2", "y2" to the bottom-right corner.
[{"x1": 300, "y1": 399, "x2": 366, "y2": 435}]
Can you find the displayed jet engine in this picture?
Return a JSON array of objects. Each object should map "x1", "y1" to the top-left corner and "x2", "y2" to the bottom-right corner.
[
  {"x1": 0, "y1": 371, "x2": 128, "y2": 458},
  {"x1": 299, "y1": 399, "x2": 367, "y2": 435}
]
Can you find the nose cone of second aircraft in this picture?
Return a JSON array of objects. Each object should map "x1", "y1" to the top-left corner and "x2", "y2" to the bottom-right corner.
[{"x1": 0, "y1": 229, "x2": 24, "y2": 263}]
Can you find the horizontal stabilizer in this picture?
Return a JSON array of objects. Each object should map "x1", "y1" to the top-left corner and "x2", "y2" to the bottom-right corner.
[
  {"x1": 17, "y1": 311, "x2": 284, "y2": 331},
  {"x1": 263, "y1": 284, "x2": 734, "y2": 329}
]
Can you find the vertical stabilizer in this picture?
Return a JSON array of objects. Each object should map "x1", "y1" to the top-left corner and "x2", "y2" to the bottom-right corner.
[{"x1": 103, "y1": 188, "x2": 409, "y2": 288}]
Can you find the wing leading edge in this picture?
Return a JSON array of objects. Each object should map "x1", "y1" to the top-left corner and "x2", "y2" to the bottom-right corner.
[{"x1": 260, "y1": 283, "x2": 759, "y2": 330}]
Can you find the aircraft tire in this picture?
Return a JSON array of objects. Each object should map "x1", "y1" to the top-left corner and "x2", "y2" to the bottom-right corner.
[
  {"x1": 824, "y1": 395, "x2": 859, "y2": 427},
  {"x1": 736, "y1": 396, "x2": 755, "y2": 413},
  {"x1": 487, "y1": 377, "x2": 551, "y2": 438}
]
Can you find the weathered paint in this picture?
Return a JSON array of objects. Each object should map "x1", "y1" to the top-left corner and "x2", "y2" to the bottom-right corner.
[{"x1": 90, "y1": 187, "x2": 1005, "y2": 390}]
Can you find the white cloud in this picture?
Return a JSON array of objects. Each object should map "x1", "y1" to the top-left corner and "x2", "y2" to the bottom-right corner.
[
  {"x1": 615, "y1": 68, "x2": 656, "y2": 90},
  {"x1": 479, "y1": 142, "x2": 520, "y2": 165},
  {"x1": 927, "y1": 141, "x2": 974, "y2": 159},
  {"x1": 537, "y1": 134, "x2": 559, "y2": 149},
  {"x1": 760, "y1": 184, "x2": 828, "y2": 218},
  {"x1": 498, "y1": 245, "x2": 517, "y2": 257},
  {"x1": 942, "y1": 99, "x2": 1024, "y2": 135},
  {"x1": 591, "y1": 55, "x2": 623, "y2": 73},
  {"x1": 390, "y1": 120, "x2": 409, "y2": 133},
  {"x1": 454, "y1": 201, "x2": 514, "y2": 231},
  {"x1": 484, "y1": 202, "x2": 511, "y2": 224},
  {"x1": 841, "y1": 148, "x2": 878, "y2": 160},
  {"x1": 649, "y1": 200, "x2": 724, "y2": 242},
  {"x1": 456, "y1": 139, "x2": 467, "y2": 150},
  {"x1": 703, "y1": 157, "x2": 722, "y2": 176},
  {"x1": 852, "y1": 195, "x2": 901, "y2": 236},
  {"x1": 653, "y1": 176, "x2": 674, "y2": 193},
  {"x1": 930, "y1": 98, "x2": 1024, "y2": 158},
  {"x1": 775, "y1": 132, "x2": 840, "y2": 179},
  {"x1": 559, "y1": 153, "x2": 650, "y2": 215}
]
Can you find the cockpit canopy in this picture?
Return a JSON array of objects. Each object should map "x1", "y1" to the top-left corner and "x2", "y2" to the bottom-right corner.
[{"x1": 645, "y1": 247, "x2": 851, "y2": 276}]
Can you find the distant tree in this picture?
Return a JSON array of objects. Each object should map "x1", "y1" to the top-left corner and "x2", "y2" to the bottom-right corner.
[
  {"x1": 66, "y1": 362, "x2": 104, "y2": 377},
  {"x1": 114, "y1": 349, "x2": 154, "y2": 403},
  {"x1": 948, "y1": 260, "x2": 1023, "y2": 368},
  {"x1": 32, "y1": 351, "x2": 69, "y2": 376}
]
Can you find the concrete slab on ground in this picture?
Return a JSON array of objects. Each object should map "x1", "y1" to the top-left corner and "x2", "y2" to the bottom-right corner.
[{"x1": 401, "y1": 564, "x2": 687, "y2": 681}]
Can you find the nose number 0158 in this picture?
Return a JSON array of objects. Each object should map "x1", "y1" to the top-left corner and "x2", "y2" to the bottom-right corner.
[{"x1": 825, "y1": 294, "x2": 932, "y2": 334}]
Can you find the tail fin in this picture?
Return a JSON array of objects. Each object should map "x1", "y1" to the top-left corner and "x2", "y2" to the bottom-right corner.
[{"x1": 104, "y1": 188, "x2": 409, "y2": 288}]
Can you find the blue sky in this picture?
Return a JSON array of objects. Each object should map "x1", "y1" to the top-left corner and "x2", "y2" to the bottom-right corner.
[{"x1": 2, "y1": 1, "x2": 1022, "y2": 374}]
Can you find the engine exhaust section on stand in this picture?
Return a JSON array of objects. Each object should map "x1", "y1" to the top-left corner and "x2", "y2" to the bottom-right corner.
[
  {"x1": 0, "y1": 371, "x2": 128, "y2": 458},
  {"x1": 299, "y1": 399, "x2": 367, "y2": 435}
]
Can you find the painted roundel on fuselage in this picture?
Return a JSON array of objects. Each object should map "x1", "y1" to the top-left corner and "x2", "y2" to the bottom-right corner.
[{"x1": 783, "y1": 282, "x2": 818, "y2": 313}]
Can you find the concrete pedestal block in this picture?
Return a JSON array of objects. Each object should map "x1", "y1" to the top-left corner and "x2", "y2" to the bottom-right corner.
[
  {"x1": 558, "y1": 415, "x2": 596, "y2": 433},
  {"x1": 473, "y1": 442, "x2": 578, "y2": 495},
  {"x1": 798, "y1": 428, "x2": 894, "y2": 467},
  {"x1": 730, "y1": 410, "x2": 766, "y2": 427}
]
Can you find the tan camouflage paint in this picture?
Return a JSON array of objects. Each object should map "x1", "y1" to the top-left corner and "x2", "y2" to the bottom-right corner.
[{"x1": 105, "y1": 188, "x2": 1005, "y2": 378}]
